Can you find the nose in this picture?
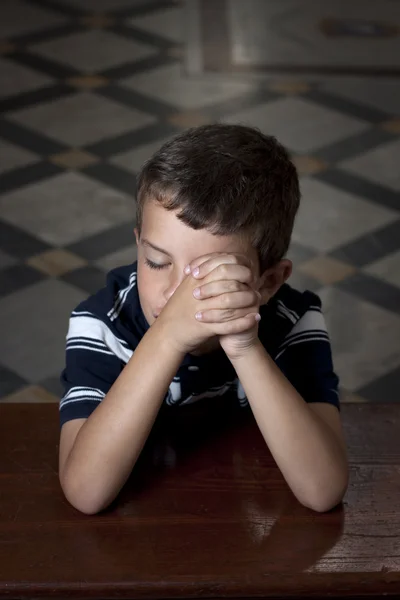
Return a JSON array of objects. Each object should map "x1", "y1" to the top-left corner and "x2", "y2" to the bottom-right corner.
[{"x1": 163, "y1": 270, "x2": 185, "y2": 302}]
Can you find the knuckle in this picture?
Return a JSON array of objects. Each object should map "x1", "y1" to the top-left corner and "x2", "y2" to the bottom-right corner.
[
  {"x1": 223, "y1": 308, "x2": 235, "y2": 320},
  {"x1": 245, "y1": 270, "x2": 254, "y2": 284},
  {"x1": 221, "y1": 294, "x2": 232, "y2": 308},
  {"x1": 230, "y1": 280, "x2": 241, "y2": 292},
  {"x1": 218, "y1": 264, "x2": 229, "y2": 278}
]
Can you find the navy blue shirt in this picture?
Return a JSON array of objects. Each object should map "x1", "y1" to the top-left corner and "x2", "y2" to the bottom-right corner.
[{"x1": 60, "y1": 262, "x2": 339, "y2": 427}]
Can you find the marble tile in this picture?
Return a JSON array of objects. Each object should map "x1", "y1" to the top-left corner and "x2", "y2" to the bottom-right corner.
[
  {"x1": 286, "y1": 269, "x2": 320, "y2": 293},
  {"x1": 319, "y1": 286, "x2": 400, "y2": 391},
  {"x1": 121, "y1": 63, "x2": 253, "y2": 110},
  {"x1": 0, "y1": 385, "x2": 59, "y2": 403},
  {"x1": 225, "y1": 97, "x2": 368, "y2": 153},
  {"x1": 299, "y1": 256, "x2": 355, "y2": 285},
  {"x1": 27, "y1": 249, "x2": 88, "y2": 276},
  {"x1": 340, "y1": 138, "x2": 400, "y2": 192},
  {"x1": 95, "y1": 243, "x2": 137, "y2": 271},
  {"x1": 31, "y1": 30, "x2": 156, "y2": 73},
  {"x1": 0, "y1": 250, "x2": 17, "y2": 271},
  {"x1": 0, "y1": 279, "x2": 86, "y2": 382},
  {"x1": 8, "y1": 92, "x2": 155, "y2": 146},
  {"x1": 50, "y1": 149, "x2": 99, "y2": 169},
  {"x1": 0, "y1": 0, "x2": 65, "y2": 38},
  {"x1": 330, "y1": 220, "x2": 400, "y2": 268},
  {"x1": 0, "y1": 139, "x2": 39, "y2": 174},
  {"x1": 67, "y1": 222, "x2": 135, "y2": 260},
  {"x1": 382, "y1": 118, "x2": 400, "y2": 134},
  {"x1": 0, "y1": 171, "x2": 134, "y2": 245},
  {"x1": 66, "y1": 75, "x2": 108, "y2": 89},
  {"x1": 0, "y1": 264, "x2": 45, "y2": 298},
  {"x1": 364, "y1": 250, "x2": 400, "y2": 289},
  {"x1": 61, "y1": 265, "x2": 107, "y2": 294},
  {"x1": 129, "y1": 6, "x2": 183, "y2": 43},
  {"x1": 0, "y1": 364, "x2": 27, "y2": 399},
  {"x1": 337, "y1": 272, "x2": 400, "y2": 314},
  {"x1": 323, "y1": 77, "x2": 400, "y2": 117},
  {"x1": 357, "y1": 367, "x2": 400, "y2": 403},
  {"x1": 292, "y1": 155, "x2": 328, "y2": 176},
  {"x1": 58, "y1": 0, "x2": 149, "y2": 10},
  {"x1": 0, "y1": 58, "x2": 53, "y2": 99},
  {"x1": 292, "y1": 178, "x2": 398, "y2": 252},
  {"x1": 111, "y1": 134, "x2": 174, "y2": 173}
]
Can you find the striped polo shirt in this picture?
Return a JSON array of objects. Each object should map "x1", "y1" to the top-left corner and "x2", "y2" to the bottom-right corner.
[{"x1": 60, "y1": 262, "x2": 339, "y2": 427}]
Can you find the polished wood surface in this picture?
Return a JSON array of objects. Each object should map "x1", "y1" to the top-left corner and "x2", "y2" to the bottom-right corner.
[{"x1": 0, "y1": 401, "x2": 399, "y2": 599}]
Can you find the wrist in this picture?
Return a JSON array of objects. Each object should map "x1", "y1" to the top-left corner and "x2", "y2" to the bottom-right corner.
[
  {"x1": 225, "y1": 337, "x2": 265, "y2": 365},
  {"x1": 149, "y1": 317, "x2": 187, "y2": 361}
]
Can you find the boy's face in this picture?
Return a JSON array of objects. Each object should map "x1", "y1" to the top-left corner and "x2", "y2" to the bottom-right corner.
[{"x1": 134, "y1": 200, "x2": 260, "y2": 353}]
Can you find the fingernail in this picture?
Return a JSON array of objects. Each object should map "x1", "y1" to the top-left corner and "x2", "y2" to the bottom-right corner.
[
  {"x1": 255, "y1": 313, "x2": 261, "y2": 322},
  {"x1": 195, "y1": 311, "x2": 202, "y2": 320},
  {"x1": 193, "y1": 288, "x2": 201, "y2": 298},
  {"x1": 184, "y1": 265, "x2": 191, "y2": 274},
  {"x1": 192, "y1": 267, "x2": 200, "y2": 277}
]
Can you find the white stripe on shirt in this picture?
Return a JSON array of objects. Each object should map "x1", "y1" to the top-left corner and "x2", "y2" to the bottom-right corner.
[
  {"x1": 66, "y1": 315, "x2": 133, "y2": 363},
  {"x1": 107, "y1": 271, "x2": 137, "y2": 322}
]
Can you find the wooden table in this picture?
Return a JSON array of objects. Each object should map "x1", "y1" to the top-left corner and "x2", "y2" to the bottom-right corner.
[{"x1": 0, "y1": 401, "x2": 399, "y2": 599}]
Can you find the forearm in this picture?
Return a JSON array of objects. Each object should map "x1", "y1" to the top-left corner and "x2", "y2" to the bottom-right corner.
[
  {"x1": 62, "y1": 320, "x2": 184, "y2": 513},
  {"x1": 230, "y1": 341, "x2": 348, "y2": 512}
]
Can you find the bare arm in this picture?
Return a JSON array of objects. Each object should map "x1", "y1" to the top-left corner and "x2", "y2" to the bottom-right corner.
[
  {"x1": 230, "y1": 340, "x2": 349, "y2": 512},
  {"x1": 59, "y1": 319, "x2": 184, "y2": 515}
]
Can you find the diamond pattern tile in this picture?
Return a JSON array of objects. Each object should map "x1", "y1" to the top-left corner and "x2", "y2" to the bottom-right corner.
[
  {"x1": 8, "y1": 92, "x2": 156, "y2": 146},
  {"x1": 31, "y1": 30, "x2": 157, "y2": 73},
  {"x1": 0, "y1": 0, "x2": 398, "y2": 406},
  {"x1": 0, "y1": 279, "x2": 86, "y2": 382},
  {"x1": 224, "y1": 97, "x2": 368, "y2": 153},
  {"x1": 0, "y1": 58, "x2": 53, "y2": 99},
  {"x1": 111, "y1": 134, "x2": 174, "y2": 173},
  {"x1": 292, "y1": 178, "x2": 398, "y2": 252},
  {"x1": 95, "y1": 243, "x2": 137, "y2": 271},
  {"x1": 0, "y1": 139, "x2": 39, "y2": 174},
  {"x1": 59, "y1": 0, "x2": 149, "y2": 10},
  {"x1": 323, "y1": 77, "x2": 400, "y2": 117},
  {"x1": 0, "y1": 171, "x2": 134, "y2": 245},
  {"x1": 319, "y1": 287, "x2": 400, "y2": 391},
  {"x1": 340, "y1": 138, "x2": 400, "y2": 192},
  {"x1": 0, "y1": 250, "x2": 18, "y2": 271},
  {"x1": 0, "y1": 0, "x2": 65, "y2": 38},
  {"x1": 129, "y1": 6, "x2": 183, "y2": 43},
  {"x1": 121, "y1": 63, "x2": 253, "y2": 110},
  {"x1": 364, "y1": 250, "x2": 400, "y2": 289}
]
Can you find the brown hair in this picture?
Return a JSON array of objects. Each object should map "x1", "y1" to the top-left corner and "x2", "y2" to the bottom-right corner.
[{"x1": 136, "y1": 123, "x2": 300, "y2": 271}]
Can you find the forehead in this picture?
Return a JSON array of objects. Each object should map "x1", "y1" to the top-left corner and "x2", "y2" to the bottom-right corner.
[{"x1": 141, "y1": 200, "x2": 256, "y2": 260}]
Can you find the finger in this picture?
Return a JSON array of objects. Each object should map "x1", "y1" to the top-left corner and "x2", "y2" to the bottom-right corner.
[
  {"x1": 193, "y1": 279, "x2": 250, "y2": 299},
  {"x1": 195, "y1": 305, "x2": 259, "y2": 323},
  {"x1": 188, "y1": 253, "x2": 254, "y2": 279},
  {"x1": 201, "y1": 263, "x2": 254, "y2": 287},
  {"x1": 195, "y1": 288, "x2": 261, "y2": 313},
  {"x1": 200, "y1": 313, "x2": 261, "y2": 333},
  {"x1": 184, "y1": 253, "x2": 220, "y2": 275}
]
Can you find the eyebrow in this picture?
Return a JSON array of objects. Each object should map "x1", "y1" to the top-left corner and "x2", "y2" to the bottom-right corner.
[{"x1": 141, "y1": 238, "x2": 173, "y2": 258}]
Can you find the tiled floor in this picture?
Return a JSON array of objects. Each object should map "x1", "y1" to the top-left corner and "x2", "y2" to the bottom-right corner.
[{"x1": 0, "y1": 0, "x2": 399, "y2": 404}]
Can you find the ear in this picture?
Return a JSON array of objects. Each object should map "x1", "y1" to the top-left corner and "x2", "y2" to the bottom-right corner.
[
  {"x1": 258, "y1": 259, "x2": 292, "y2": 303},
  {"x1": 134, "y1": 227, "x2": 139, "y2": 246}
]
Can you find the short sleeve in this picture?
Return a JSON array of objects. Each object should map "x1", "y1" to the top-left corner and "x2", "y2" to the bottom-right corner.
[
  {"x1": 274, "y1": 301, "x2": 340, "y2": 410},
  {"x1": 59, "y1": 310, "x2": 131, "y2": 428}
]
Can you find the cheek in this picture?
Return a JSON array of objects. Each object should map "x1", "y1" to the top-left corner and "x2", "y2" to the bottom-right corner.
[{"x1": 137, "y1": 266, "x2": 162, "y2": 306}]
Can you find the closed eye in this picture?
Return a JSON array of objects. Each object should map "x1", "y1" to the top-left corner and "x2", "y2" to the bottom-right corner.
[{"x1": 145, "y1": 258, "x2": 169, "y2": 270}]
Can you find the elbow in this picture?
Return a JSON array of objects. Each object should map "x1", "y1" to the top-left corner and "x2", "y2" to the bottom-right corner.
[
  {"x1": 299, "y1": 469, "x2": 349, "y2": 514},
  {"x1": 59, "y1": 470, "x2": 112, "y2": 516}
]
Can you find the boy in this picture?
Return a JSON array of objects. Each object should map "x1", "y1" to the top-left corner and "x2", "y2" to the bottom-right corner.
[{"x1": 59, "y1": 124, "x2": 348, "y2": 515}]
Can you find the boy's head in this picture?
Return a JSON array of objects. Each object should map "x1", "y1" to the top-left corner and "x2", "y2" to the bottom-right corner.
[{"x1": 134, "y1": 123, "x2": 300, "y2": 332}]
